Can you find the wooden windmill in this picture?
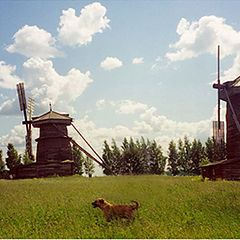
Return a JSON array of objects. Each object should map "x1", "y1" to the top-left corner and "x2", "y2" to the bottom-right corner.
[
  {"x1": 201, "y1": 46, "x2": 240, "y2": 180},
  {"x1": 16, "y1": 83, "x2": 34, "y2": 160},
  {"x1": 15, "y1": 83, "x2": 112, "y2": 178}
]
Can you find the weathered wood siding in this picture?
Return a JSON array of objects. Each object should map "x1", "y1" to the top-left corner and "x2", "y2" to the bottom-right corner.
[
  {"x1": 36, "y1": 123, "x2": 72, "y2": 163},
  {"x1": 13, "y1": 161, "x2": 74, "y2": 179},
  {"x1": 201, "y1": 160, "x2": 240, "y2": 180},
  {"x1": 226, "y1": 94, "x2": 240, "y2": 159},
  {"x1": 222, "y1": 161, "x2": 240, "y2": 180}
]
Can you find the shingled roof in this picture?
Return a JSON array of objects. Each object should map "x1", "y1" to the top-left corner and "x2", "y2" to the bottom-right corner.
[{"x1": 32, "y1": 110, "x2": 72, "y2": 127}]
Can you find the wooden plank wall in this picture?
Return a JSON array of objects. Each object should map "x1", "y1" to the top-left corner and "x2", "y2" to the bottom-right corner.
[
  {"x1": 36, "y1": 123, "x2": 73, "y2": 163},
  {"x1": 13, "y1": 161, "x2": 74, "y2": 179},
  {"x1": 226, "y1": 94, "x2": 240, "y2": 159}
]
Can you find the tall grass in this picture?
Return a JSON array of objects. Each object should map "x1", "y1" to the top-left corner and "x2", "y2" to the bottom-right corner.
[{"x1": 0, "y1": 175, "x2": 240, "y2": 238}]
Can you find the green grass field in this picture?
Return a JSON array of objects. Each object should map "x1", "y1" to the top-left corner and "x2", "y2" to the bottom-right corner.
[{"x1": 0, "y1": 175, "x2": 240, "y2": 239}]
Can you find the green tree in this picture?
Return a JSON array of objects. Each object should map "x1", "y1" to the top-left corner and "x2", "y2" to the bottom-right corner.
[
  {"x1": 120, "y1": 137, "x2": 144, "y2": 175},
  {"x1": 177, "y1": 138, "x2": 185, "y2": 173},
  {"x1": 190, "y1": 139, "x2": 205, "y2": 175},
  {"x1": 6, "y1": 143, "x2": 20, "y2": 172},
  {"x1": 111, "y1": 139, "x2": 121, "y2": 175},
  {"x1": 183, "y1": 136, "x2": 192, "y2": 174},
  {"x1": 22, "y1": 151, "x2": 34, "y2": 165},
  {"x1": 84, "y1": 156, "x2": 95, "y2": 177},
  {"x1": 205, "y1": 137, "x2": 215, "y2": 162},
  {"x1": 120, "y1": 137, "x2": 132, "y2": 174},
  {"x1": 148, "y1": 140, "x2": 166, "y2": 174},
  {"x1": 0, "y1": 150, "x2": 5, "y2": 171},
  {"x1": 136, "y1": 137, "x2": 150, "y2": 174},
  {"x1": 72, "y1": 145, "x2": 84, "y2": 175},
  {"x1": 128, "y1": 137, "x2": 142, "y2": 174},
  {"x1": 167, "y1": 140, "x2": 179, "y2": 176},
  {"x1": 0, "y1": 150, "x2": 9, "y2": 179},
  {"x1": 102, "y1": 140, "x2": 115, "y2": 175},
  {"x1": 205, "y1": 137, "x2": 226, "y2": 162}
]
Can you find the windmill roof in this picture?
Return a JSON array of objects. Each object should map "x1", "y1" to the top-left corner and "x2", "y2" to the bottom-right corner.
[
  {"x1": 222, "y1": 75, "x2": 240, "y2": 88},
  {"x1": 231, "y1": 76, "x2": 240, "y2": 87},
  {"x1": 219, "y1": 75, "x2": 240, "y2": 101},
  {"x1": 200, "y1": 158, "x2": 240, "y2": 168},
  {"x1": 32, "y1": 110, "x2": 72, "y2": 126}
]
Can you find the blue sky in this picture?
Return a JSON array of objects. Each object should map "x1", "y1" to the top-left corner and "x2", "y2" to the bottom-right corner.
[{"x1": 1, "y1": 0, "x2": 240, "y2": 173}]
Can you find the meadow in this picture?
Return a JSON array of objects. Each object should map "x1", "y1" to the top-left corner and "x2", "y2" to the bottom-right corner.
[{"x1": 0, "y1": 175, "x2": 240, "y2": 239}]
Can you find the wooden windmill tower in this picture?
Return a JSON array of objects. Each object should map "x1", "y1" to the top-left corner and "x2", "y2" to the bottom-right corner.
[
  {"x1": 14, "y1": 83, "x2": 112, "y2": 179},
  {"x1": 201, "y1": 46, "x2": 240, "y2": 180}
]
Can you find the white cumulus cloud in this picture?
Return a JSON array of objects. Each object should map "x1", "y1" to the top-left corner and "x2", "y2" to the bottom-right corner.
[
  {"x1": 0, "y1": 98, "x2": 19, "y2": 116},
  {"x1": 132, "y1": 57, "x2": 144, "y2": 64},
  {"x1": 114, "y1": 100, "x2": 148, "y2": 114},
  {"x1": 0, "y1": 61, "x2": 21, "y2": 89},
  {"x1": 58, "y1": 2, "x2": 110, "y2": 47},
  {"x1": 0, "y1": 124, "x2": 26, "y2": 148},
  {"x1": 166, "y1": 15, "x2": 240, "y2": 81},
  {"x1": 6, "y1": 25, "x2": 60, "y2": 59},
  {"x1": 166, "y1": 16, "x2": 240, "y2": 62},
  {"x1": 96, "y1": 99, "x2": 106, "y2": 110},
  {"x1": 22, "y1": 57, "x2": 93, "y2": 114},
  {"x1": 100, "y1": 57, "x2": 123, "y2": 71}
]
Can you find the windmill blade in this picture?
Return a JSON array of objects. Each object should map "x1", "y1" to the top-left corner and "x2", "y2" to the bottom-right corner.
[
  {"x1": 16, "y1": 82, "x2": 33, "y2": 159},
  {"x1": 17, "y1": 83, "x2": 27, "y2": 111},
  {"x1": 27, "y1": 97, "x2": 35, "y2": 120}
]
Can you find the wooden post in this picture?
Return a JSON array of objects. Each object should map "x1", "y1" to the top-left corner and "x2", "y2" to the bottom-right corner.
[{"x1": 218, "y1": 45, "x2": 221, "y2": 130}]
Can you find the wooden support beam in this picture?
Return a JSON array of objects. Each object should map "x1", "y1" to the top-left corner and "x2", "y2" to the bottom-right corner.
[
  {"x1": 71, "y1": 123, "x2": 104, "y2": 163},
  {"x1": 213, "y1": 83, "x2": 225, "y2": 89},
  {"x1": 52, "y1": 123, "x2": 114, "y2": 174}
]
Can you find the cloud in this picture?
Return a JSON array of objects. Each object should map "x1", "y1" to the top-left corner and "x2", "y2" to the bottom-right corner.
[
  {"x1": 0, "y1": 98, "x2": 19, "y2": 116},
  {"x1": 6, "y1": 25, "x2": 60, "y2": 59},
  {"x1": 132, "y1": 57, "x2": 144, "y2": 64},
  {"x1": 133, "y1": 120, "x2": 153, "y2": 134},
  {"x1": 0, "y1": 94, "x2": 8, "y2": 100},
  {"x1": 96, "y1": 99, "x2": 106, "y2": 110},
  {"x1": 139, "y1": 107, "x2": 212, "y2": 142},
  {"x1": 100, "y1": 57, "x2": 123, "y2": 71},
  {"x1": 0, "y1": 57, "x2": 93, "y2": 115},
  {"x1": 222, "y1": 54, "x2": 240, "y2": 82},
  {"x1": 114, "y1": 100, "x2": 148, "y2": 114},
  {"x1": 176, "y1": 18, "x2": 190, "y2": 35},
  {"x1": 0, "y1": 61, "x2": 21, "y2": 89},
  {"x1": 0, "y1": 124, "x2": 26, "y2": 148},
  {"x1": 58, "y1": 2, "x2": 110, "y2": 47},
  {"x1": 151, "y1": 56, "x2": 169, "y2": 71},
  {"x1": 166, "y1": 16, "x2": 240, "y2": 62},
  {"x1": 22, "y1": 57, "x2": 93, "y2": 114}
]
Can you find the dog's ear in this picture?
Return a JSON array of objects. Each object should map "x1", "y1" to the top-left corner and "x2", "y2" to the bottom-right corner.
[{"x1": 99, "y1": 199, "x2": 104, "y2": 204}]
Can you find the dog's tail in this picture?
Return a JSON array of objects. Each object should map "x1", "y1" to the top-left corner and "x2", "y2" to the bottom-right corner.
[{"x1": 131, "y1": 200, "x2": 140, "y2": 209}]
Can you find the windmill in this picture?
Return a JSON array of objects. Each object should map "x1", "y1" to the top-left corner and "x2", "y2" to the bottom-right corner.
[
  {"x1": 200, "y1": 47, "x2": 240, "y2": 180},
  {"x1": 212, "y1": 46, "x2": 225, "y2": 143},
  {"x1": 15, "y1": 84, "x2": 113, "y2": 179},
  {"x1": 16, "y1": 83, "x2": 34, "y2": 160}
]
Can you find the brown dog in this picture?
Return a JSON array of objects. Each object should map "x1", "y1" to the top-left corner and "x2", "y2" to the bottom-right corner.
[{"x1": 92, "y1": 198, "x2": 140, "y2": 222}]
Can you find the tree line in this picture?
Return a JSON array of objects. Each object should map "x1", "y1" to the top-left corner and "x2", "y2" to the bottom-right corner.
[
  {"x1": 0, "y1": 143, "x2": 95, "y2": 179},
  {"x1": 100, "y1": 136, "x2": 226, "y2": 176},
  {"x1": 0, "y1": 136, "x2": 226, "y2": 179}
]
